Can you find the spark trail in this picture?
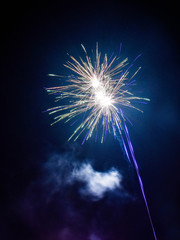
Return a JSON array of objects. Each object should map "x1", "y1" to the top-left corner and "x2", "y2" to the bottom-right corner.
[{"x1": 46, "y1": 43, "x2": 157, "y2": 240}]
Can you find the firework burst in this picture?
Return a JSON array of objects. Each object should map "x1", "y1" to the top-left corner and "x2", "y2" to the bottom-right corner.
[
  {"x1": 46, "y1": 43, "x2": 149, "y2": 143},
  {"x1": 46, "y1": 43, "x2": 157, "y2": 240}
]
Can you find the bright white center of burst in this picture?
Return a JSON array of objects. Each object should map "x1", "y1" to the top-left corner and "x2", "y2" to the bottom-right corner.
[
  {"x1": 91, "y1": 75, "x2": 112, "y2": 107},
  {"x1": 91, "y1": 75, "x2": 100, "y2": 88},
  {"x1": 95, "y1": 90, "x2": 112, "y2": 107}
]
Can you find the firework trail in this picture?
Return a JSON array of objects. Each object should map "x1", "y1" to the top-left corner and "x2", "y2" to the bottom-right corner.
[{"x1": 46, "y1": 43, "x2": 157, "y2": 240}]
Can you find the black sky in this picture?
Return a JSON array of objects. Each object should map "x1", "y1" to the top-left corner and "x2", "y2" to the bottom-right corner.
[{"x1": 1, "y1": 1, "x2": 180, "y2": 240}]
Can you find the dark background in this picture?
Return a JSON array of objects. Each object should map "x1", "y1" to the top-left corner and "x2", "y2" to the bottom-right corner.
[{"x1": 1, "y1": 1, "x2": 180, "y2": 240}]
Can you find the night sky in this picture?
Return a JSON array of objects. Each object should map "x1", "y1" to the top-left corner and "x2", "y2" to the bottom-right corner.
[{"x1": 1, "y1": 1, "x2": 180, "y2": 240}]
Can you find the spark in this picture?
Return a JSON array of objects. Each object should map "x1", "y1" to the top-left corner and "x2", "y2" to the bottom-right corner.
[
  {"x1": 45, "y1": 43, "x2": 157, "y2": 240},
  {"x1": 91, "y1": 74, "x2": 100, "y2": 88}
]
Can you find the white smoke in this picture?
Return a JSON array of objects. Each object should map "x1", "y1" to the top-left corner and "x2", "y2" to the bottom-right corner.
[
  {"x1": 71, "y1": 163, "x2": 122, "y2": 199},
  {"x1": 40, "y1": 150, "x2": 123, "y2": 201}
]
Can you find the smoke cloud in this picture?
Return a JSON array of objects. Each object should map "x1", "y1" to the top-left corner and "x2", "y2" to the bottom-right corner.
[
  {"x1": 40, "y1": 151, "x2": 122, "y2": 201},
  {"x1": 10, "y1": 148, "x2": 132, "y2": 240},
  {"x1": 71, "y1": 163, "x2": 122, "y2": 200}
]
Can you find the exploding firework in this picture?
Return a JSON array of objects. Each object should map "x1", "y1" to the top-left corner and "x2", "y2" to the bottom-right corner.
[
  {"x1": 46, "y1": 43, "x2": 149, "y2": 143},
  {"x1": 46, "y1": 43, "x2": 157, "y2": 240}
]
